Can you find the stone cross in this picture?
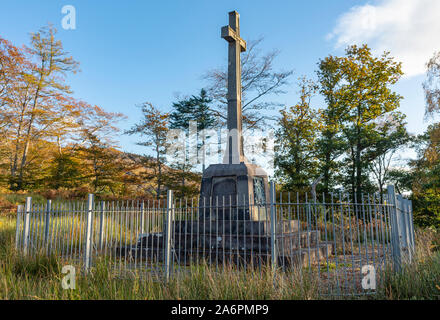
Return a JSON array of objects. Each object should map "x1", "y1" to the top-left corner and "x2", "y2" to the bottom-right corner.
[{"x1": 221, "y1": 11, "x2": 247, "y2": 164}]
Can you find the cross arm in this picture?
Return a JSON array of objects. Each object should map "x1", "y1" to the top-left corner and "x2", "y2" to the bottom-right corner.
[{"x1": 221, "y1": 26, "x2": 246, "y2": 52}]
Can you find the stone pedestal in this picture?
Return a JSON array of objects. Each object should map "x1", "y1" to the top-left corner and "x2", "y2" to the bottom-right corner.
[{"x1": 199, "y1": 162, "x2": 270, "y2": 221}]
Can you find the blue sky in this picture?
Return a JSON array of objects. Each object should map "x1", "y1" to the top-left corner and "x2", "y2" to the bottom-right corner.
[{"x1": 1, "y1": 0, "x2": 438, "y2": 162}]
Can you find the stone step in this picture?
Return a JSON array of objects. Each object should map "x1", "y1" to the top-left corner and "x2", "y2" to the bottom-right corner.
[
  {"x1": 131, "y1": 230, "x2": 328, "y2": 259},
  {"x1": 137, "y1": 229, "x2": 320, "y2": 251},
  {"x1": 277, "y1": 230, "x2": 320, "y2": 251},
  {"x1": 120, "y1": 242, "x2": 334, "y2": 268},
  {"x1": 277, "y1": 242, "x2": 334, "y2": 268},
  {"x1": 171, "y1": 219, "x2": 300, "y2": 235},
  {"x1": 172, "y1": 230, "x2": 320, "y2": 251}
]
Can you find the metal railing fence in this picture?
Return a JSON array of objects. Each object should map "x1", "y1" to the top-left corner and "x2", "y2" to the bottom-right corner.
[{"x1": 15, "y1": 184, "x2": 415, "y2": 296}]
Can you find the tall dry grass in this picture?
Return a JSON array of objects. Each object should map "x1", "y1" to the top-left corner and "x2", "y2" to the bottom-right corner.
[
  {"x1": 1, "y1": 216, "x2": 439, "y2": 300},
  {"x1": 375, "y1": 228, "x2": 440, "y2": 299}
]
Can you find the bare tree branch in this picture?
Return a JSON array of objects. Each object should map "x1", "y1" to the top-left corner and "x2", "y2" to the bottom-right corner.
[{"x1": 203, "y1": 37, "x2": 293, "y2": 130}]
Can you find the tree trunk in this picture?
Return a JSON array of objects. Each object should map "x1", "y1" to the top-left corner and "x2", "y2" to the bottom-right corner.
[
  {"x1": 355, "y1": 133, "x2": 362, "y2": 203},
  {"x1": 323, "y1": 152, "x2": 330, "y2": 196},
  {"x1": 17, "y1": 70, "x2": 44, "y2": 190}
]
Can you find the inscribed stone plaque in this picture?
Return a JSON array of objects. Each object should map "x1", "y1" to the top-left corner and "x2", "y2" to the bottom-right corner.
[{"x1": 253, "y1": 177, "x2": 266, "y2": 206}]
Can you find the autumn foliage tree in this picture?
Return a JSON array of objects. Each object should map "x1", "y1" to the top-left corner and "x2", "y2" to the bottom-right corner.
[
  {"x1": 275, "y1": 45, "x2": 407, "y2": 202},
  {"x1": 0, "y1": 25, "x2": 83, "y2": 190},
  {"x1": 406, "y1": 51, "x2": 440, "y2": 227},
  {"x1": 0, "y1": 26, "x2": 126, "y2": 196},
  {"x1": 320, "y1": 45, "x2": 403, "y2": 197},
  {"x1": 126, "y1": 103, "x2": 170, "y2": 200}
]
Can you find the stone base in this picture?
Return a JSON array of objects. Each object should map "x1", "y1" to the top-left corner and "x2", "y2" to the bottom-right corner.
[
  {"x1": 116, "y1": 219, "x2": 333, "y2": 268},
  {"x1": 199, "y1": 162, "x2": 270, "y2": 220},
  {"x1": 171, "y1": 220, "x2": 299, "y2": 236}
]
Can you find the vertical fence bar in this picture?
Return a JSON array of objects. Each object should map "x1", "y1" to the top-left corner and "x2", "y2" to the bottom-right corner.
[
  {"x1": 15, "y1": 205, "x2": 23, "y2": 250},
  {"x1": 140, "y1": 201, "x2": 145, "y2": 234},
  {"x1": 44, "y1": 200, "x2": 52, "y2": 255},
  {"x1": 269, "y1": 181, "x2": 277, "y2": 273},
  {"x1": 386, "y1": 185, "x2": 401, "y2": 271},
  {"x1": 84, "y1": 193, "x2": 94, "y2": 271},
  {"x1": 402, "y1": 199, "x2": 409, "y2": 262},
  {"x1": 164, "y1": 190, "x2": 174, "y2": 281},
  {"x1": 99, "y1": 201, "x2": 105, "y2": 251},
  {"x1": 23, "y1": 197, "x2": 32, "y2": 255}
]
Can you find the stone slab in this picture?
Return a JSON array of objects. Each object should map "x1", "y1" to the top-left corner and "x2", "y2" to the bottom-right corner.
[{"x1": 171, "y1": 220, "x2": 299, "y2": 235}]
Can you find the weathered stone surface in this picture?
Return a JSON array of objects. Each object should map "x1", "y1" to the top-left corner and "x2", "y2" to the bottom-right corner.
[
  {"x1": 120, "y1": 12, "x2": 332, "y2": 269},
  {"x1": 221, "y1": 11, "x2": 246, "y2": 165},
  {"x1": 132, "y1": 223, "x2": 332, "y2": 267},
  {"x1": 126, "y1": 239, "x2": 333, "y2": 269},
  {"x1": 199, "y1": 163, "x2": 270, "y2": 220},
  {"x1": 171, "y1": 220, "x2": 299, "y2": 235},
  {"x1": 277, "y1": 243, "x2": 334, "y2": 268},
  {"x1": 198, "y1": 12, "x2": 271, "y2": 222}
]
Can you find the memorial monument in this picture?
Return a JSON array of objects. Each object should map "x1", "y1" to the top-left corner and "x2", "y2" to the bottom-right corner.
[
  {"x1": 199, "y1": 11, "x2": 270, "y2": 221},
  {"x1": 130, "y1": 11, "x2": 333, "y2": 268}
]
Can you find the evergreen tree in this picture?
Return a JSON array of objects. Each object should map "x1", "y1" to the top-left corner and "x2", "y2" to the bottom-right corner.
[
  {"x1": 169, "y1": 89, "x2": 215, "y2": 173},
  {"x1": 169, "y1": 88, "x2": 215, "y2": 131}
]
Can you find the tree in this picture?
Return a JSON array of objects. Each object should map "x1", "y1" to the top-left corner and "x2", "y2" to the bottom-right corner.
[
  {"x1": 0, "y1": 37, "x2": 28, "y2": 130},
  {"x1": 170, "y1": 88, "x2": 216, "y2": 173},
  {"x1": 316, "y1": 57, "x2": 346, "y2": 195},
  {"x1": 368, "y1": 112, "x2": 411, "y2": 197},
  {"x1": 423, "y1": 51, "x2": 440, "y2": 117},
  {"x1": 0, "y1": 37, "x2": 28, "y2": 188},
  {"x1": 170, "y1": 88, "x2": 215, "y2": 131},
  {"x1": 126, "y1": 103, "x2": 169, "y2": 200},
  {"x1": 387, "y1": 168, "x2": 414, "y2": 195},
  {"x1": 408, "y1": 124, "x2": 440, "y2": 228},
  {"x1": 275, "y1": 77, "x2": 320, "y2": 192},
  {"x1": 47, "y1": 151, "x2": 82, "y2": 190},
  {"x1": 16, "y1": 25, "x2": 80, "y2": 190},
  {"x1": 76, "y1": 131, "x2": 125, "y2": 195},
  {"x1": 0, "y1": 27, "x2": 127, "y2": 193},
  {"x1": 1, "y1": 25, "x2": 81, "y2": 190},
  {"x1": 322, "y1": 45, "x2": 403, "y2": 198},
  {"x1": 204, "y1": 38, "x2": 293, "y2": 130}
]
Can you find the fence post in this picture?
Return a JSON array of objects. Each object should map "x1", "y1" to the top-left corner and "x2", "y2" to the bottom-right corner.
[
  {"x1": 44, "y1": 199, "x2": 52, "y2": 255},
  {"x1": 15, "y1": 205, "x2": 23, "y2": 251},
  {"x1": 398, "y1": 195, "x2": 411, "y2": 264},
  {"x1": 270, "y1": 181, "x2": 277, "y2": 273},
  {"x1": 164, "y1": 190, "x2": 174, "y2": 281},
  {"x1": 386, "y1": 185, "x2": 402, "y2": 271},
  {"x1": 23, "y1": 197, "x2": 32, "y2": 255},
  {"x1": 403, "y1": 199, "x2": 414, "y2": 263},
  {"x1": 84, "y1": 193, "x2": 94, "y2": 272},
  {"x1": 98, "y1": 201, "x2": 105, "y2": 251}
]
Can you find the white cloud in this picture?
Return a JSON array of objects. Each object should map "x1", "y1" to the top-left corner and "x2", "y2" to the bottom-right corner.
[{"x1": 328, "y1": 0, "x2": 440, "y2": 78}]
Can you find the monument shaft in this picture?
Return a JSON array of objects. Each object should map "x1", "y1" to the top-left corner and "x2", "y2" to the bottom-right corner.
[{"x1": 221, "y1": 11, "x2": 246, "y2": 164}]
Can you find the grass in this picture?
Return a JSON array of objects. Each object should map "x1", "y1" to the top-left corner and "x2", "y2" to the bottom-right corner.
[
  {"x1": 1, "y1": 216, "x2": 440, "y2": 300},
  {"x1": 1, "y1": 216, "x2": 320, "y2": 299},
  {"x1": 375, "y1": 228, "x2": 440, "y2": 299}
]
